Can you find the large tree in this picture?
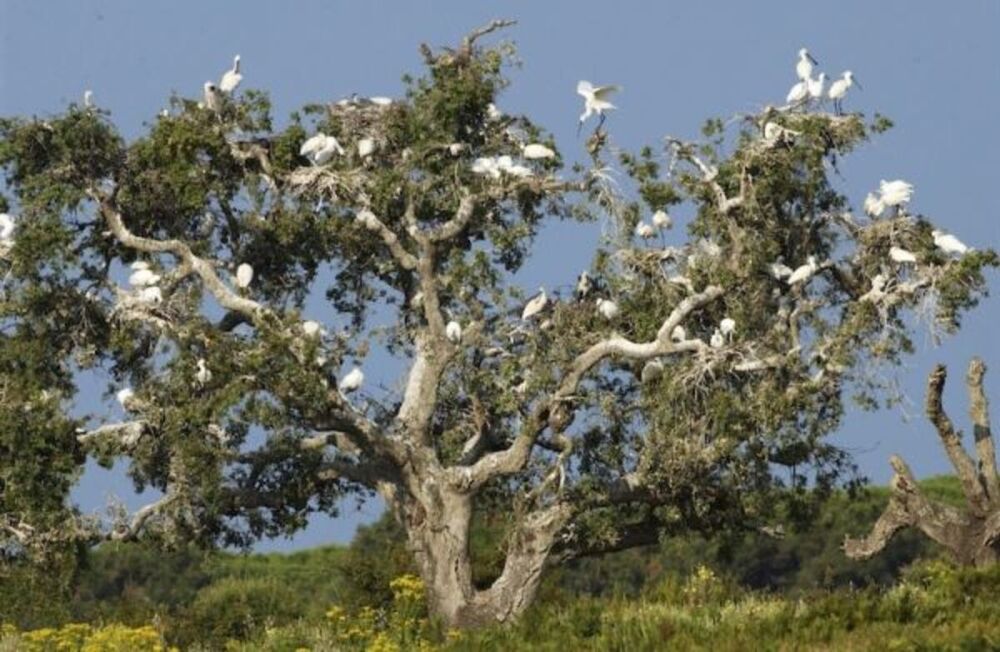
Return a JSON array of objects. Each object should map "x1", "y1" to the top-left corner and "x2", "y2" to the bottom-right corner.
[{"x1": 0, "y1": 22, "x2": 995, "y2": 627}]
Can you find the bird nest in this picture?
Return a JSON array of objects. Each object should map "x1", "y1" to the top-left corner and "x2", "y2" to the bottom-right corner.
[{"x1": 287, "y1": 166, "x2": 368, "y2": 203}]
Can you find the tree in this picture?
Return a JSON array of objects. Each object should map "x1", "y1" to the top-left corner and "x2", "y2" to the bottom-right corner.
[
  {"x1": 0, "y1": 21, "x2": 995, "y2": 628},
  {"x1": 845, "y1": 359, "x2": 1000, "y2": 566}
]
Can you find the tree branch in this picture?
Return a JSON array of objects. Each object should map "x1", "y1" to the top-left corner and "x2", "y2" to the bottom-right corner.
[
  {"x1": 357, "y1": 207, "x2": 418, "y2": 270},
  {"x1": 967, "y1": 358, "x2": 999, "y2": 502}
]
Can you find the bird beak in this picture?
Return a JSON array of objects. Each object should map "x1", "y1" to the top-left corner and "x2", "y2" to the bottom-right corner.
[
  {"x1": 808, "y1": 53, "x2": 818, "y2": 65},
  {"x1": 854, "y1": 78, "x2": 863, "y2": 90},
  {"x1": 576, "y1": 120, "x2": 583, "y2": 138}
]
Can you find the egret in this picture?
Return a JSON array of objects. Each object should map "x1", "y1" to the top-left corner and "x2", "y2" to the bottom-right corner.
[
  {"x1": 357, "y1": 138, "x2": 376, "y2": 158},
  {"x1": 796, "y1": 48, "x2": 818, "y2": 81},
  {"x1": 138, "y1": 286, "x2": 163, "y2": 304},
  {"x1": 786, "y1": 79, "x2": 809, "y2": 105},
  {"x1": 338, "y1": 367, "x2": 364, "y2": 393},
  {"x1": 523, "y1": 143, "x2": 555, "y2": 160},
  {"x1": 710, "y1": 328, "x2": 725, "y2": 349},
  {"x1": 932, "y1": 230, "x2": 969, "y2": 256},
  {"x1": 807, "y1": 73, "x2": 826, "y2": 103},
  {"x1": 521, "y1": 288, "x2": 548, "y2": 321},
  {"x1": 577, "y1": 80, "x2": 620, "y2": 134},
  {"x1": 719, "y1": 317, "x2": 736, "y2": 340},
  {"x1": 195, "y1": 358, "x2": 212, "y2": 386},
  {"x1": 220, "y1": 55, "x2": 242, "y2": 93},
  {"x1": 635, "y1": 222, "x2": 656, "y2": 240},
  {"x1": 670, "y1": 325, "x2": 687, "y2": 342},
  {"x1": 879, "y1": 180, "x2": 914, "y2": 208},
  {"x1": 769, "y1": 260, "x2": 794, "y2": 280},
  {"x1": 300, "y1": 133, "x2": 344, "y2": 166},
  {"x1": 203, "y1": 82, "x2": 223, "y2": 112},
  {"x1": 129, "y1": 267, "x2": 161, "y2": 288},
  {"x1": 863, "y1": 192, "x2": 886, "y2": 218},
  {"x1": 302, "y1": 320, "x2": 323, "y2": 337},
  {"x1": 83, "y1": 90, "x2": 94, "y2": 109},
  {"x1": 575, "y1": 271, "x2": 593, "y2": 300},
  {"x1": 787, "y1": 256, "x2": 819, "y2": 285},
  {"x1": 445, "y1": 320, "x2": 462, "y2": 343},
  {"x1": 236, "y1": 263, "x2": 254, "y2": 289},
  {"x1": 116, "y1": 388, "x2": 135, "y2": 410},
  {"x1": 596, "y1": 298, "x2": 620, "y2": 320},
  {"x1": 889, "y1": 246, "x2": 917, "y2": 264},
  {"x1": 828, "y1": 71, "x2": 858, "y2": 114},
  {"x1": 652, "y1": 210, "x2": 673, "y2": 230},
  {"x1": 641, "y1": 359, "x2": 664, "y2": 383}
]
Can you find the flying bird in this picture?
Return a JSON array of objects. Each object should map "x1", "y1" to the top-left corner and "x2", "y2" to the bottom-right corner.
[
  {"x1": 203, "y1": 82, "x2": 223, "y2": 112},
  {"x1": 445, "y1": 320, "x2": 463, "y2": 343},
  {"x1": 521, "y1": 288, "x2": 549, "y2": 321},
  {"x1": 796, "y1": 48, "x2": 818, "y2": 81},
  {"x1": 236, "y1": 263, "x2": 254, "y2": 289},
  {"x1": 338, "y1": 367, "x2": 365, "y2": 393},
  {"x1": 577, "y1": 80, "x2": 620, "y2": 134},
  {"x1": 220, "y1": 55, "x2": 242, "y2": 93},
  {"x1": 932, "y1": 230, "x2": 969, "y2": 256}
]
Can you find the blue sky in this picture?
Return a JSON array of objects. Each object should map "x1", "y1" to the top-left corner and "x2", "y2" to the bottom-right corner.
[{"x1": 2, "y1": 1, "x2": 998, "y2": 551}]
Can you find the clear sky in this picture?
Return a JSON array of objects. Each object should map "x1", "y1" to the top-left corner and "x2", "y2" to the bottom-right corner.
[{"x1": 1, "y1": 0, "x2": 998, "y2": 551}]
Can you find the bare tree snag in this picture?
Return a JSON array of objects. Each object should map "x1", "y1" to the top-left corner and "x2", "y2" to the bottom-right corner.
[{"x1": 845, "y1": 358, "x2": 1000, "y2": 566}]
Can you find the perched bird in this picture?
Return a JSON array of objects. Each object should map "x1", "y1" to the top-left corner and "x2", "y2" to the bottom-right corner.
[
  {"x1": 828, "y1": 71, "x2": 858, "y2": 113},
  {"x1": 130, "y1": 260, "x2": 150, "y2": 271},
  {"x1": 787, "y1": 256, "x2": 819, "y2": 285},
  {"x1": 786, "y1": 79, "x2": 809, "y2": 105},
  {"x1": 796, "y1": 48, "x2": 818, "y2": 81},
  {"x1": 879, "y1": 180, "x2": 914, "y2": 208},
  {"x1": 0, "y1": 213, "x2": 16, "y2": 244},
  {"x1": 719, "y1": 317, "x2": 736, "y2": 340},
  {"x1": 807, "y1": 73, "x2": 826, "y2": 102},
  {"x1": 575, "y1": 270, "x2": 594, "y2": 300},
  {"x1": 889, "y1": 246, "x2": 917, "y2": 264},
  {"x1": 116, "y1": 388, "x2": 135, "y2": 410},
  {"x1": 769, "y1": 260, "x2": 794, "y2": 280},
  {"x1": 357, "y1": 138, "x2": 376, "y2": 158},
  {"x1": 83, "y1": 90, "x2": 94, "y2": 109},
  {"x1": 521, "y1": 288, "x2": 549, "y2": 321},
  {"x1": 486, "y1": 103, "x2": 503, "y2": 121},
  {"x1": 300, "y1": 133, "x2": 345, "y2": 166},
  {"x1": 195, "y1": 358, "x2": 212, "y2": 386},
  {"x1": 236, "y1": 263, "x2": 254, "y2": 289},
  {"x1": 128, "y1": 267, "x2": 161, "y2": 288},
  {"x1": 577, "y1": 80, "x2": 620, "y2": 134},
  {"x1": 302, "y1": 320, "x2": 323, "y2": 337},
  {"x1": 652, "y1": 210, "x2": 673, "y2": 230},
  {"x1": 356, "y1": 209, "x2": 380, "y2": 230},
  {"x1": 203, "y1": 82, "x2": 223, "y2": 112},
  {"x1": 445, "y1": 320, "x2": 463, "y2": 343},
  {"x1": 220, "y1": 55, "x2": 242, "y2": 93},
  {"x1": 471, "y1": 157, "x2": 501, "y2": 178},
  {"x1": 670, "y1": 325, "x2": 687, "y2": 342},
  {"x1": 596, "y1": 298, "x2": 620, "y2": 320},
  {"x1": 522, "y1": 143, "x2": 555, "y2": 160},
  {"x1": 641, "y1": 359, "x2": 664, "y2": 383},
  {"x1": 369, "y1": 96, "x2": 393, "y2": 106},
  {"x1": 932, "y1": 230, "x2": 969, "y2": 255},
  {"x1": 710, "y1": 328, "x2": 725, "y2": 349},
  {"x1": 635, "y1": 222, "x2": 656, "y2": 240},
  {"x1": 338, "y1": 367, "x2": 365, "y2": 393},
  {"x1": 863, "y1": 192, "x2": 886, "y2": 218},
  {"x1": 138, "y1": 286, "x2": 163, "y2": 304},
  {"x1": 448, "y1": 143, "x2": 466, "y2": 156}
]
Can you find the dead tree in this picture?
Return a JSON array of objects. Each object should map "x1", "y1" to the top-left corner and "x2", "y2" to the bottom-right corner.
[{"x1": 844, "y1": 358, "x2": 1000, "y2": 566}]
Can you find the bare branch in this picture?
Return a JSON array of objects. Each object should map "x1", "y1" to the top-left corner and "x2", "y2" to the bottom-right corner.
[
  {"x1": 459, "y1": 19, "x2": 517, "y2": 57},
  {"x1": 967, "y1": 358, "x2": 999, "y2": 501},
  {"x1": 76, "y1": 421, "x2": 147, "y2": 450}
]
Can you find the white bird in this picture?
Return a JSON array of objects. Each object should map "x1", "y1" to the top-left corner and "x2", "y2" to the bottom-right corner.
[
  {"x1": 338, "y1": 367, "x2": 365, "y2": 393},
  {"x1": 220, "y1": 55, "x2": 242, "y2": 93},
  {"x1": 300, "y1": 133, "x2": 345, "y2": 166},
  {"x1": 130, "y1": 260, "x2": 150, "y2": 271},
  {"x1": 445, "y1": 320, "x2": 462, "y2": 343},
  {"x1": 596, "y1": 298, "x2": 620, "y2": 320},
  {"x1": 932, "y1": 230, "x2": 969, "y2": 256},
  {"x1": 203, "y1": 82, "x2": 223, "y2": 112},
  {"x1": 523, "y1": 143, "x2": 555, "y2": 160},
  {"x1": 575, "y1": 270, "x2": 594, "y2": 299},
  {"x1": 863, "y1": 192, "x2": 886, "y2": 218},
  {"x1": 828, "y1": 71, "x2": 858, "y2": 113},
  {"x1": 356, "y1": 209, "x2": 380, "y2": 230},
  {"x1": 471, "y1": 157, "x2": 501, "y2": 178},
  {"x1": 357, "y1": 138, "x2": 376, "y2": 158},
  {"x1": 448, "y1": 143, "x2": 466, "y2": 156},
  {"x1": 879, "y1": 180, "x2": 914, "y2": 208},
  {"x1": 302, "y1": 320, "x2": 323, "y2": 337},
  {"x1": 236, "y1": 263, "x2": 254, "y2": 289},
  {"x1": 635, "y1": 222, "x2": 656, "y2": 240},
  {"x1": 83, "y1": 90, "x2": 94, "y2": 109},
  {"x1": 641, "y1": 359, "x2": 664, "y2": 383},
  {"x1": 0, "y1": 213, "x2": 16, "y2": 243},
  {"x1": 577, "y1": 80, "x2": 620, "y2": 133},
  {"x1": 129, "y1": 267, "x2": 161, "y2": 288},
  {"x1": 521, "y1": 288, "x2": 548, "y2": 321},
  {"x1": 787, "y1": 256, "x2": 819, "y2": 285},
  {"x1": 710, "y1": 328, "x2": 725, "y2": 349},
  {"x1": 116, "y1": 388, "x2": 135, "y2": 410},
  {"x1": 369, "y1": 96, "x2": 393, "y2": 106},
  {"x1": 889, "y1": 246, "x2": 917, "y2": 264},
  {"x1": 796, "y1": 48, "x2": 818, "y2": 81},
  {"x1": 719, "y1": 317, "x2": 736, "y2": 340},
  {"x1": 786, "y1": 79, "x2": 809, "y2": 105},
  {"x1": 652, "y1": 210, "x2": 673, "y2": 230},
  {"x1": 769, "y1": 261, "x2": 794, "y2": 280},
  {"x1": 807, "y1": 73, "x2": 826, "y2": 102},
  {"x1": 670, "y1": 325, "x2": 687, "y2": 342},
  {"x1": 486, "y1": 103, "x2": 503, "y2": 121},
  {"x1": 138, "y1": 286, "x2": 163, "y2": 304},
  {"x1": 195, "y1": 358, "x2": 212, "y2": 386}
]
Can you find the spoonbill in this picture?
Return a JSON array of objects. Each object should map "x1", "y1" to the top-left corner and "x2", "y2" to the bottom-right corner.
[
  {"x1": 220, "y1": 55, "x2": 242, "y2": 93},
  {"x1": 523, "y1": 143, "x2": 555, "y2": 159},
  {"x1": 339, "y1": 367, "x2": 365, "y2": 393},
  {"x1": 719, "y1": 317, "x2": 736, "y2": 340},
  {"x1": 787, "y1": 256, "x2": 819, "y2": 285},
  {"x1": 203, "y1": 82, "x2": 222, "y2": 112},
  {"x1": 786, "y1": 79, "x2": 809, "y2": 105},
  {"x1": 300, "y1": 133, "x2": 345, "y2": 166},
  {"x1": 932, "y1": 230, "x2": 969, "y2": 255},
  {"x1": 807, "y1": 73, "x2": 826, "y2": 103},
  {"x1": 577, "y1": 80, "x2": 620, "y2": 134},
  {"x1": 828, "y1": 71, "x2": 858, "y2": 114},
  {"x1": 521, "y1": 288, "x2": 548, "y2": 321},
  {"x1": 652, "y1": 210, "x2": 673, "y2": 230},
  {"x1": 796, "y1": 48, "x2": 818, "y2": 81},
  {"x1": 710, "y1": 328, "x2": 725, "y2": 349}
]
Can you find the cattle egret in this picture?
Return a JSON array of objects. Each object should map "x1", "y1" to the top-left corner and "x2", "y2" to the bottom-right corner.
[
  {"x1": 787, "y1": 256, "x2": 819, "y2": 285},
  {"x1": 83, "y1": 90, "x2": 94, "y2": 108},
  {"x1": 671, "y1": 325, "x2": 687, "y2": 342},
  {"x1": 577, "y1": 80, "x2": 620, "y2": 134},
  {"x1": 719, "y1": 317, "x2": 736, "y2": 340},
  {"x1": 596, "y1": 298, "x2": 620, "y2": 320},
  {"x1": 786, "y1": 79, "x2": 809, "y2": 105},
  {"x1": 863, "y1": 192, "x2": 886, "y2": 218},
  {"x1": 523, "y1": 143, "x2": 555, "y2": 160},
  {"x1": 302, "y1": 320, "x2": 323, "y2": 337},
  {"x1": 796, "y1": 48, "x2": 818, "y2": 81},
  {"x1": 879, "y1": 180, "x2": 914, "y2": 208},
  {"x1": 635, "y1": 222, "x2": 656, "y2": 239},
  {"x1": 236, "y1": 263, "x2": 254, "y2": 289},
  {"x1": 203, "y1": 82, "x2": 222, "y2": 112},
  {"x1": 652, "y1": 210, "x2": 673, "y2": 230},
  {"x1": 339, "y1": 367, "x2": 365, "y2": 393},
  {"x1": 521, "y1": 288, "x2": 548, "y2": 321},
  {"x1": 575, "y1": 271, "x2": 593, "y2": 300},
  {"x1": 220, "y1": 55, "x2": 242, "y2": 93},
  {"x1": 129, "y1": 267, "x2": 161, "y2": 288},
  {"x1": 769, "y1": 261, "x2": 794, "y2": 280},
  {"x1": 445, "y1": 320, "x2": 462, "y2": 343},
  {"x1": 932, "y1": 230, "x2": 969, "y2": 256},
  {"x1": 138, "y1": 286, "x2": 163, "y2": 304},
  {"x1": 889, "y1": 246, "x2": 917, "y2": 264},
  {"x1": 195, "y1": 358, "x2": 212, "y2": 386},
  {"x1": 300, "y1": 133, "x2": 344, "y2": 166},
  {"x1": 357, "y1": 138, "x2": 376, "y2": 158},
  {"x1": 641, "y1": 359, "x2": 664, "y2": 383},
  {"x1": 828, "y1": 71, "x2": 858, "y2": 114},
  {"x1": 710, "y1": 328, "x2": 725, "y2": 349},
  {"x1": 116, "y1": 388, "x2": 135, "y2": 409},
  {"x1": 807, "y1": 73, "x2": 826, "y2": 102}
]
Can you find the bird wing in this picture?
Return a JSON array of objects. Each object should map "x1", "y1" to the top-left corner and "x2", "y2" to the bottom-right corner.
[{"x1": 591, "y1": 85, "x2": 621, "y2": 101}]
